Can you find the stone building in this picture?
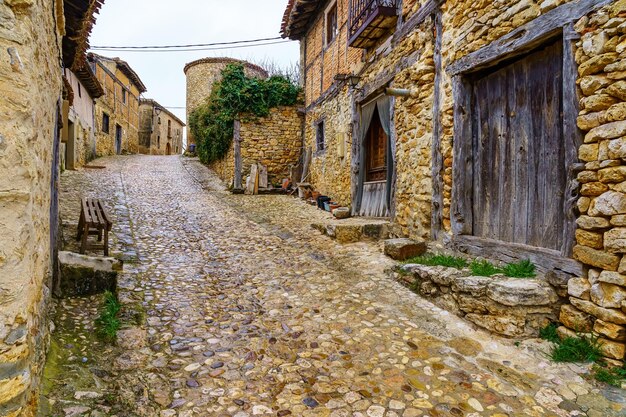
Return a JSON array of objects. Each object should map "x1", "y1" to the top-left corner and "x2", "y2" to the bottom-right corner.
[
  {"x1": 0, "y1": 0, "x2": 103, "y2": 414},
  {"x1": 62, "y1": 61, "x2": 104, "y2": 169},
  {"x1": 138, "y1": 99, "x2": 185, "y2": 155},
  {"x1": 282, "y1": 0, "x2": 626, "y2": 361},
  {"x1": 184, "y1": 57, "x2": 268, "y2": 146},
  {"x1": 88, "y1": 53, "x2": 147, "y2": 156}
]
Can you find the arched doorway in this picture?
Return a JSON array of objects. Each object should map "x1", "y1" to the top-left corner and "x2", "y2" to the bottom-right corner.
[{"x1": 166, "y1": 143, "x2": 171, "y2": 155}]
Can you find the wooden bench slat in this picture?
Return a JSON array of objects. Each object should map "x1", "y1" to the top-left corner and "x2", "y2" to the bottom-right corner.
[{"x1": 78, "y1": 197, "x2": 112, "y2": 256}]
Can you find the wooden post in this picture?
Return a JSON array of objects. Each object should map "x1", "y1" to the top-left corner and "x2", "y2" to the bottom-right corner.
[
  {"x1": 234, "y1": 120, "x2": 242, "y2": 189},
  {"x1": 561, "y1": 23, "x2": 583, "y2": 257},
  {"x1": 430, "y1": 7, "x2": 444, "y2": 241},
  {"x1": 451, "y1": 75, "x2": 473, "y2": 236}
]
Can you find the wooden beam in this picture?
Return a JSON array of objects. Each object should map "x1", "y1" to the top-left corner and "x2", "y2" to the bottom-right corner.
[
  {"x1": 561, "y1": 23, "x2": 583, "y2": 258},
  {"x1": 447, "y1": 0, "x2": 612, "y2": 76},
  {"x1": 431, "y1": 6, "x2": 444, "y2": 241},
  {"x1": 451, "y1": 75, "x2": 473, "y2": 235},
  {"x1": 453, "y1": 235, "x2": 584, "y2": 276}
]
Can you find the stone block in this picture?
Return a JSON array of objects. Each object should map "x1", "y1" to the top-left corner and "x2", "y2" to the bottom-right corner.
[
  {"x1": 333, "y1": 225, "x2": 363, "y2": 244},
  {"x1": 576, "y1": 215, "x2": 610, "y2": 231},
  {"x1": 573, "y1": 245, "x2": 620, "y2": 271},
  {"x1": 58, "y1": 251, "x2": 120, "y2": 298},
  {"x1": 607, "y1": 138, "x2": 626, "y2": 159},
  {"x1": 575, "y1": 229, "x2": 603, "y2": 249},
  {"x1": 598, "y1": 337, "x2": 626, "y2": 360},
  {"x1": 332, "y1": 207, "x2": 350, "y2": 219},
  {"x1": 465, "y1": 313, "x2": 526, "y2": 338},
  {"x1": 581, "y1": 182, "x2": 609, "y2": 196},
  {"x1": 0, "y1": 373, "x2": 29, "y2": 405},
  {"x1": 594, "y1": 319, "x2": 626, "y2": 341},
  {"x1": 590, "y1": 282, "x2": 626, "y2": 309},
  {"x1": 599, "y1": 167, "x2": 626, "y2": 183},
  {"x1": 557, "y1": 326, "x2": 578, "y2": 340},
  {"x1": 580, "y1": 75, "x2": 611, "y2": 96},
  {"x1": 620, "y1": 256, "x2": 626, "y2": 274},
  {"x1": 588, "y1": 191, "x2": 626, "y2": 216},
  {"x1": 607, "y1": 81, "x2": 626, "y2": 101},
  {"x1": 578, "y1": 53, "x2": 618, "y2": 76},
  {"x1": 560, "y1": 304, "x2": 594, "y2": 332},
  {"x1": 605, "y1": 228, "x2": 626, "y2": 253},
  {"x1": 581, "y1": 94, "x2": 618, "y2": 112},
  {"x1": 568, "y1": 278, "x2": 591, "y2": 300},
  {"x1": 383, "y1": 238, "x2": 426, "y2": 261},
  {"x1": 571, "y1": 297, "x2": 626, "y2": 325},
  {"x1": 606, "y1": 103, "x2": 626, "y2": 122},
  {"x1": 585, "y1": 120, "x2": 626, "y2": 143},
  {"x1": 402, "y1": 265, "x2": 463, "y2": 287},
  {"x1": 486, "y1": 279, "x2": 558, "y2": 307},
  {"x1": 611, "y1": 214, "x2": 626, "y2": 226},
  {"x1": 599, "y1": 271, "x2": 626, "y2": 286},
  {"x1": 578, "y1": 143, "x2": 598, "y2": 161},
  {"x1": 577, "y1": 197, "x2": 591, "y2": 214},
  {"x1": 451, "y1": 276, "x2": 491, "y2": 296}
]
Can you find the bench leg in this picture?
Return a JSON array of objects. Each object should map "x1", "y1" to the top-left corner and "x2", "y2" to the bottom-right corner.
[
  {"x1": 80, "y1": 226, "x2": 89, "y2": 254},
  {"x1": 103, "y1": 229, "x2": 109, "y2": 257},
  {"x1": 98, "y1": 227, "x2": 103, "y2": 242},
  {"x1": 76, "y1": 213, "x2": 84, "y2": 241}
]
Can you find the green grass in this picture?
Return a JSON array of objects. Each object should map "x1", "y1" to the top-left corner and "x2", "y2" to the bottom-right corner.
[
  {"x1": 470, "y1": 259, "x2": 502, "y2": 276},
  {"x1": 594, "y1": 365, "x2": 626, "y2": 387},
  {"x1": 539, "y1": 323, "x2": 560, "y2": 343},
  {"x1": 502, "y1": 259, "x2": 536, "y2": 278},
  {"x1": 550, "y1": 335, "x2": 603, "y2": 363},
  {"x1": 95, "y1": 291, "x2": 121, "y2": 343},
  {"x1": 404, "y1": 253, "x2": 468, "y2": 269}
]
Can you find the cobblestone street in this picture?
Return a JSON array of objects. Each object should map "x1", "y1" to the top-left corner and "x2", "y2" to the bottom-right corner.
[{"x1": 42, "y1": 155, "x2": 626, "y2": 417}]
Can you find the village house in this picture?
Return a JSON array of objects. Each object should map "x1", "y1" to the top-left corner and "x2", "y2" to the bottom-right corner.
[
  {"x1": 62, "y1": 60, "x2": 105, "y2": 170},
  {"x1": 138, "y1": 99, "x2": 185, "y2": 155},
  {"x1": 282, "y1": 0, "x2": 626, "y2": 362},
  {"x1": 88, "y1": 53, "x2": 147, "y2": 156},
  {"x1": 0, "y1": 0, "x2": 103, "y2": 414}
]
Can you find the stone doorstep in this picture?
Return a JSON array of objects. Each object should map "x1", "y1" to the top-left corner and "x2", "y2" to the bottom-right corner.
[{"x1": 311, "y1": 221, "x2": 389, "y2": 243}]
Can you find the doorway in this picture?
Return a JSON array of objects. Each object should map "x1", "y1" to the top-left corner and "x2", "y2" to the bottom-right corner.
[
  {"x1": 166, "y1": 142, "x2": 171, "y2": 155},
  {"x1": 115, "y1": 124, "x2": 122, "y2": 155},
  {"x1": 66, "y1": 120, "x2": 76, "y2": 170}
]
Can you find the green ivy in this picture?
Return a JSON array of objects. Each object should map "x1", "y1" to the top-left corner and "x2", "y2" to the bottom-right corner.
[{"x1": 189, "y1": 64, "x2": 301, "y2": 164}]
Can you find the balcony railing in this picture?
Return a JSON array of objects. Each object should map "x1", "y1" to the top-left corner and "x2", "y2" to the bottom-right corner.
[{"x1": 349, "y1": 0, "x2": 399, "y2": 49}]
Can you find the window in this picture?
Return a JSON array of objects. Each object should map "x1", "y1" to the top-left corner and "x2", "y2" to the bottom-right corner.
[
  {"x1": 77, "y1": 83, "x2": 82, "y2": 98},
  {"x1": 122, "y1": 89, "x2": 127, "y2": 104},
  {"x1": 157, "y1": 135, "x2": 161, "y2": 149},
  {"x1": 168, "y1": 120, "x2": 172, "y2": 138},
  {"x1": 102, "y1": 113, "x2": 110, "y2": 134},
  {"x1": 316, "y1": 120, "x2": 325, "y2": 152},
  {"x1": 325, "y1": 2, "x2": 338, "y2": 46},
  {"x1": 158, "y1": 117, "x2": 161, "y2": 125}
]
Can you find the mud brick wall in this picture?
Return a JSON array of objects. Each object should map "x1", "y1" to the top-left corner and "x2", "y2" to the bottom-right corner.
[
  {"x1": 210, "y1": 106, "x2": 303, "y2": 187},
  {"x1": 560, "y1": 2, "x2": 626, "y2": 365},
  {"x1": 0, "y1": 0, "x2": 63, "y2": 414}
]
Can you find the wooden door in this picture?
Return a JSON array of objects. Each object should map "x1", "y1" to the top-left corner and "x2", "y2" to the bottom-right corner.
[
  {"x1": 471, "y1": 41, "x2": 565, "y2": 250},
  {"x1": 366, "y1": 108, "x2": 387, "y2": 182}
]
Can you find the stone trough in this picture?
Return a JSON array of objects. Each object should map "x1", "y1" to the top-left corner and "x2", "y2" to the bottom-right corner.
[
  {"x1": 57, "y1": 251, "x2": 122, "y2": 298},
  {"x1": 399, "y1": 264, "x2": 563, "y2": 338}
]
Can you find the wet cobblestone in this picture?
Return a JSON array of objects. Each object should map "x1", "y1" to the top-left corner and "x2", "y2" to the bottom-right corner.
[{"x1": 41, "y1": 155, "x2": 626, "y2": 417}]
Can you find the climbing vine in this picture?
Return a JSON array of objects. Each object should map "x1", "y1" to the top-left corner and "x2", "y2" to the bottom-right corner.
[{"x1": 189, "y1": 64, "x2": 301, "y2": 164}]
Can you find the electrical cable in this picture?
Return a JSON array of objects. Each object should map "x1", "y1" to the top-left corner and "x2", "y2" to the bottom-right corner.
[
  {"x1": 92, "y1": 36, "x2": 283, "y2": 50},
  {"x1": 91, "y1": 40, "x2": 291, "y2": 53}
]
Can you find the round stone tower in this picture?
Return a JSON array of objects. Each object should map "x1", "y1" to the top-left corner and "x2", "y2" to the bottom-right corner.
[{"x1": 184, "y1": 58, "x2": 268, "y2": 147}]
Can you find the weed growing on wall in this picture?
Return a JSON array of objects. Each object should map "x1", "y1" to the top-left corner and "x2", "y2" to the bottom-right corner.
[{"x1": 189, "y1": 64, "x2": 301, "y2": 164}]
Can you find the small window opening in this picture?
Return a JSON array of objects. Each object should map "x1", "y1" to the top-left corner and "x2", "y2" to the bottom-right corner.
[
  {"x1": 102, "y1": 113, "x2": 110, "y2": 134},
  {"x1": 326, "y1": 2, "x2": 338, "y2": 46},
  {"x1": 316, "y1": 121, "x2": 325, "y2": 152}
]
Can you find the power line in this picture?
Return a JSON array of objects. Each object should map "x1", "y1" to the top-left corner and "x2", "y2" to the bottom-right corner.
[
  {"x1": 92, "y1": 36, "x2": 283, "y2": 50},
  {"x1": 91, "y1": 40, "x2": 291, "y2": 53}
]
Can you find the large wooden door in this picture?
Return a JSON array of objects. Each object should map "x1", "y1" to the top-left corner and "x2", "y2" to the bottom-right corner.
[{"x1": 471, "y1": 41, "x2": 565, "y2": 250}]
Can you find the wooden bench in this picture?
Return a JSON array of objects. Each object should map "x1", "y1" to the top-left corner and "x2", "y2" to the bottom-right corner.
[{"x1": 76, "y1": 198, "x2": 112, "y2": 256}]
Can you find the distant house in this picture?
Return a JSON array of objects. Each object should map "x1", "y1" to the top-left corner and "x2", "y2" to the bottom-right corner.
[
  {"x1": 139, "y1": 99, "x2": 185, "y2": 155},
  {"x1": 62, "y1": 61, "x2": 104, "y2": 169},
  {"x1": 88, "y1": 53, "x2": 147, "y2": 156}
]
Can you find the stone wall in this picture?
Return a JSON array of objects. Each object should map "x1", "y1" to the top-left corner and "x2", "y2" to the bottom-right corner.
[
  {"x1": 64, "y1": 69, "x2": 97, "y2": 169},
  {"x1": 560, "y1": 2, "x2": 626, "y2": 364},
  {"x1": 400, "y1": 265, "x2": 562, "y2": 338},
  {"x1": 210, "y1": 106, "x2": 303, "y2": 187},
  {"x1": 184, "y1": 58, "x2": 268, "y2": 146},
  {"x1": 0, "y1": 0, "x2": 63, "y2": 414}
]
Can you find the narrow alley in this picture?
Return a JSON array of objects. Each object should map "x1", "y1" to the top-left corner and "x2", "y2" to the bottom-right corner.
[{"x1": 42, "y1": 155, "x2": 624, "y2": 417}]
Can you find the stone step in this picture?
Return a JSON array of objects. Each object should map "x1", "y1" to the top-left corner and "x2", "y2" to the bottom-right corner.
[{"x1": 57, "y1": 251, "x2": 122, "y2": 298}]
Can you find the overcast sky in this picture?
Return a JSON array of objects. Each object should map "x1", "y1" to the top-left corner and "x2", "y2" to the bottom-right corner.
[{"x1": 89, "y1": 0, "x2": 300, "y2": 126}]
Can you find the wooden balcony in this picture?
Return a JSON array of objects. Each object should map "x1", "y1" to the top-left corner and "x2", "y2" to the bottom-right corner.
[{"x1": 349, "y1": 0, "x2": 399, "y2": 49}]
